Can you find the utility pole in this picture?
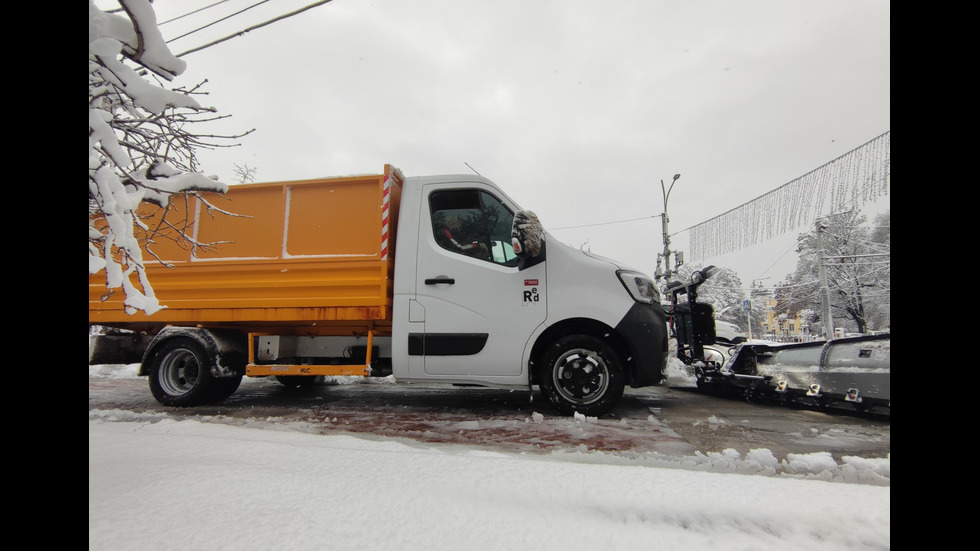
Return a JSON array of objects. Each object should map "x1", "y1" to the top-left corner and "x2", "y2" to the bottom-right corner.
[
  {"x1": 745, "y1": 298, "x2": 753, "y2": 341},
  {"x1": 748, "y1": 278, "x2": 771, "y2": 341},
  {"x1": 656, "y1": 174, "x2": 682, "y2": 282},
  {"x1": 816, "y1": 219, "x2": 834, "y2": 340}
]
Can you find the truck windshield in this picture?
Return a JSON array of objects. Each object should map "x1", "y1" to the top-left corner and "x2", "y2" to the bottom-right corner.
[{"x1": 430, "y1": 189, "x2": 518, "y2": 267}]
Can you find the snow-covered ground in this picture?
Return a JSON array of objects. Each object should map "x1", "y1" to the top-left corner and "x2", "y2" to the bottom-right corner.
[{"x1": 90, "y1": 363, "x2": 889, "y2": 550}]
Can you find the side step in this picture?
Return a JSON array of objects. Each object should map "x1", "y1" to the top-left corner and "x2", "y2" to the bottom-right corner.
[{"x1": 244, "y1": 331, "x2": 374, "y2": 377}]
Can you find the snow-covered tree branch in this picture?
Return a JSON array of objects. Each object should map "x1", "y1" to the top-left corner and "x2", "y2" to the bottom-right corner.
[
  {"x1": 89, "y1": 0, "x2": 250, "y2": 315},
  {"x1": 774, "y1": 209, "x2": 890, "y2": 333}
]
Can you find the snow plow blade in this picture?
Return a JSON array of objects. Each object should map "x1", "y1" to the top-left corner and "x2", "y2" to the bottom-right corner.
[{"x1": 698, "y1": 334, "x2": 890, "y2": 416}]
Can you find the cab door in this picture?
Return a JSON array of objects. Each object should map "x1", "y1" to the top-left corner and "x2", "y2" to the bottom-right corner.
[{"x1": 412, "y1": 184, "x2": 546, "y2": 378}]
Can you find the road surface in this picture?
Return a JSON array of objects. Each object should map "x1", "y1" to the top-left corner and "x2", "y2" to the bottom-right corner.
[{"x1": 89, "y1": 372, "x2": 890, "y2": 463}]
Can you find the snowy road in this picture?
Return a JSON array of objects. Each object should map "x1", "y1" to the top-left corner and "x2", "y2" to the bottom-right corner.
[{"x1": 89, "y1": 365, "x2": 890, "y2": 469}]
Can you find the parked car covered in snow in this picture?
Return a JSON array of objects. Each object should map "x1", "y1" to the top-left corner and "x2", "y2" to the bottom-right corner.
[{"x1": 714, "y1": 320, "x2": 748, "y2": 344}]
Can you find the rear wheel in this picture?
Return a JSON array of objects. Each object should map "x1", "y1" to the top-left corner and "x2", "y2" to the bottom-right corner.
[
  {"x1": 147, "y1": 338, "x2": 241, "y2": 406},
  {"x1": 210, "y1": 374, "x2": 243, "y2": 401},
  {"x1": 538, "y1": 335, "x2": 625, "y2": 417}
]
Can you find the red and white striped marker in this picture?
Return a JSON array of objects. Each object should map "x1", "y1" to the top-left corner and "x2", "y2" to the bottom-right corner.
[{"x1": 381, "y1": 171, "x2": 391, "y2": 260}]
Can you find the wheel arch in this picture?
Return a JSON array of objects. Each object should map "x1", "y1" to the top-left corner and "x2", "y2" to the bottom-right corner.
[
  {"x1": 139, "y1": 326, "x2": 248, "y2": 378},
  {"x1": 529, "y1": 318, "x2": 634, "y2": 386}
]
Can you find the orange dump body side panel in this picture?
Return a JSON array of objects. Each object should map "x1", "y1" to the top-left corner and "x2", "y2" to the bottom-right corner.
[{"x1": 90, "y1": 166, "x2": 403, "y2": 335}]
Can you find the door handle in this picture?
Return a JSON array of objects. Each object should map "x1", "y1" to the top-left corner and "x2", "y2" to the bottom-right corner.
[{"x1": 425, "y1": 277, "x2": 455, "y2": 285}]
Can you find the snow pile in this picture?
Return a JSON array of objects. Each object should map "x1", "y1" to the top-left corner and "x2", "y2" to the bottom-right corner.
[
  {"x1": 90, "y1": 359, "x2": 890, "y2": 548},
  {"x1": 90, "y1": 414, "x2": 890, "y2": 551}
]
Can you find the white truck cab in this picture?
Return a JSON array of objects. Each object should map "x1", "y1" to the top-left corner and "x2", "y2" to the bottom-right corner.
[{"x1": 392, "y1": 174, "x2": 668, "y2": 416}]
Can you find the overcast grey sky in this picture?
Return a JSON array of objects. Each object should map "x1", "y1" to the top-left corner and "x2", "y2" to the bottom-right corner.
[{"x1": 130, "y1": 0, "x2": 890, "y2": 288}]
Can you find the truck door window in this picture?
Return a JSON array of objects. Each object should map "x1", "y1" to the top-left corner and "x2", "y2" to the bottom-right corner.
[{"x1": 430, "y1": 190, "x2": 519, "y2": 267}]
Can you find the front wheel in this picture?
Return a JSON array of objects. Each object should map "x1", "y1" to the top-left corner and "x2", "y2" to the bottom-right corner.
[
  {"x1": 538, "y1": 335, "x2": 625, "y2": 417},
  {"x1": 147, "y1": 337, "x2": 241, "y2": 407}
]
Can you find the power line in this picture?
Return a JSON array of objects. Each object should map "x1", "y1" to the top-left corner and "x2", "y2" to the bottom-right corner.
[
  {"x1": 549, "y1": 215, "x2": 658, "y2": 231},
  {"x1": 166, "y1": 0, "x2": 272, "y2": 44},
  {"x1": 752, "y1": 241, "x2": 798, "y2": 281},
  {"x1": 158, "y1": 0, "x2": 235, "y2": 26},
  {"x1": 174, "y1": 0, "x2": 336, "y2": 58}
]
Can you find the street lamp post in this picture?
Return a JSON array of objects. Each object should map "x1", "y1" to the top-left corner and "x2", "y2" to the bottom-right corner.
[{"x1": 656, "y1": 174, "x2": 682, "y2": 282}]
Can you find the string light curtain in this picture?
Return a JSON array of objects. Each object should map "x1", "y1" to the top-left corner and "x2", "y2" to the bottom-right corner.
[{"x1": 688, "y1": 131, "x2": 890, "y2": 263}]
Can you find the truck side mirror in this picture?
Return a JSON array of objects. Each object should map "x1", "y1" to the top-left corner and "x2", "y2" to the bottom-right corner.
[{"x1": 511, "y1": 210, "x2": 543, "y2": 258}]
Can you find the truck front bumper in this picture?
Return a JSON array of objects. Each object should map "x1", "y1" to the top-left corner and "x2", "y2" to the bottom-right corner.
[{"x1": 615, "y1": 302, "x2": 670, "y2": 387}]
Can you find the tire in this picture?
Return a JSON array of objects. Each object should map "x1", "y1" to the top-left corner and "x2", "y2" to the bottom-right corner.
[
  {"x1": 147, "y1": 337, "x2": 241, "y2": 407},
  {"x1": 210, "y1": 374, "x2": 244, "y2": 402},
  {"x1": 275, "y1": 375, "x2": 317, "y2": 388},
  {"x1": 538, "y1": 335, "x2": 625, "y2": 417}
]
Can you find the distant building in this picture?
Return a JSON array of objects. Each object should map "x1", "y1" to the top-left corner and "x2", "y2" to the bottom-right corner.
[
  {"x1": 761, "y1": 297, "x2": 808, "y2": 341},
  {"x1": 753, "y1": 286, "x2": 809, "y2": 342}
]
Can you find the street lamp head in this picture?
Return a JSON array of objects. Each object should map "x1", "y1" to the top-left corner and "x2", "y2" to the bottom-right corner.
[{"x1": 662, "y1": 173, "x2": 682, "y2": 208}]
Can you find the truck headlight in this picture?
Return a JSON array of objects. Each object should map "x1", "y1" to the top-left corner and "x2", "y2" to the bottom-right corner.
[{"x1": 617, "y1": 271, "x2": 661, "y2": 304}]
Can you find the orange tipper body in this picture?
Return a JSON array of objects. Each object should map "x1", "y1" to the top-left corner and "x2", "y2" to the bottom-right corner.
[{"x1": 90, "y1": 165, "x2": 403, "y2": 337}]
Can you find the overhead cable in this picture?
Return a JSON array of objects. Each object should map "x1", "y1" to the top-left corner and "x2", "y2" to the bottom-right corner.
[{"x1": 175, "y1": 0, "x2": 335, "y2": 58}]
